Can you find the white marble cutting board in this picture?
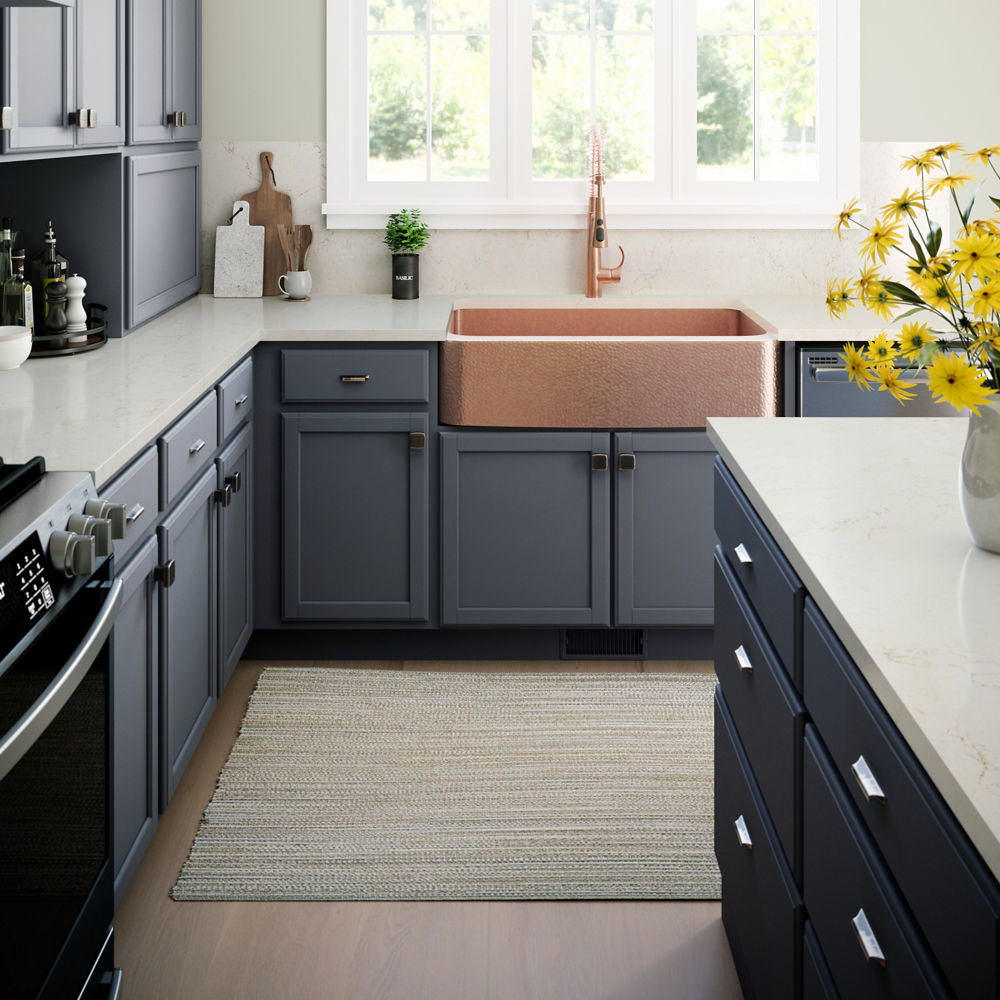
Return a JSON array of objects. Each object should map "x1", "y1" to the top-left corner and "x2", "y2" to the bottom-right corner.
[{"x1": 214, "y1": 201, "x2": 264, "y2": 297}]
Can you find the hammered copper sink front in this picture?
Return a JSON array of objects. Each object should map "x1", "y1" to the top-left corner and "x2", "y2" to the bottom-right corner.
[{"x1": 439, "y1": 304, "x2": 781, "y2": 428}]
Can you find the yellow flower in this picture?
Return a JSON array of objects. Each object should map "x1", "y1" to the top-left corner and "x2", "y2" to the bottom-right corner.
[
  {"x1": 923, "y1": 142, "x2": 964, "y2": 159},
  {"x1": 951, "y1": 232, "x2": 1000, "y2": 281},
  {"x1": 898, "y1": 321, "x2": 935, "y2": 357},
  {"x1": 857, "y1": 262, "x2": 881, "y2": 294},
  {"x1": 839, "y1": 343, "x2": 875, "y2": 389},
  {"x1": 834, "y1": 197, "x2": 862, "y2": 237},
  {"x1": 901, "y1": 151, "x2": 938, "y2": 175},
  {"x1": 971, "y1": 280, "x2": 1000, "y2": 320},
  {"x1": 873, "y1": 362, "x2": 917, "y2": 403},
  {"x1": 962, "y1": 218, "x2": 1000, "y2": 238},
  {"x1": 926, "y1": 352, "x2": 997, "y2": 414},
  {"x1": 825, "y1": 278, "x2": 856, "y2": 318},
  {"x1": 880, "y1": 188, "x2": 925, "y2": 221},
  {"x1": 865, "y1": 332, "x2": 899, "y2": 362},
  {"x1": 927, "y1": 173, "x2": 975, "y2": 195},
  {"x1": 914, "y1": 273, "x2": 958, "y2": 310},
  {"x1": 863, "y1": 282, "x2": 896, "y2": 321},
  {"x1": 964, "y1": 146, "x2": 1000, "y2": 167},
  {"x1": 859, "y1": 216, "x2": 904, "y2": 263},
  {"x1": 973, "y1": 322, "x2": 1000, "y2": 352}
]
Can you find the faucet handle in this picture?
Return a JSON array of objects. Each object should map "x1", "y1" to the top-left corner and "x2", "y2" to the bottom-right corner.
[{"x1": 599, "y1": 245, "x2": 626, "y2": 282}]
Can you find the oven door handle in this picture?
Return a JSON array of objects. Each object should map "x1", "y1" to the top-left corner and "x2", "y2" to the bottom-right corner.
[
  {"x1": 811, "y1": 364, "x2": 932, "y2": 384},
  {"x1": 0, "y1": 578, "x2": 123, "y2": 783}
]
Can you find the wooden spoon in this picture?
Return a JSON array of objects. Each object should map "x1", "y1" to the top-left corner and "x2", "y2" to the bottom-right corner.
[
  {"x1": 296, "y1": 225, "x2": 313, "y2": 271},
  {"x1": 276, "y1": 224, "x2": 295, "y2": 272}
]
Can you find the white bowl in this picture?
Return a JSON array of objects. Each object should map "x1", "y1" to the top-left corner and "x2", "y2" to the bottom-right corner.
[{"x1": 0, "y1": 326, "x2": 31, "y2": 370}]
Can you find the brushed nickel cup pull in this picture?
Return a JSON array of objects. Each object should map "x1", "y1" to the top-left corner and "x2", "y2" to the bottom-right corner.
[
  {"x1": 340, "y1": 375, "x2": 370, "y2": 383},
  {"x1": 69, "y1": 108, "x2": 97, "y2": 127},
  {"x1": 852, "y1": 909, "x2": 886, "y2": 966},
  {"x1": 851, "y1": 755, "x2": 887, "y2": 804},
  {"x1": 225, "y1": 472, "x2": 241, "y2": 494},
  {"x1": 214, "y1": 485, "x2": 232, "y2": 508},
  {"x1": 734, "y1": 542, "x2": 753, "y2": 565},
  {"x1": 167, "y1": 110, "x2": 187, "y2": 127},
  {"x1": 188, "y1": 439, "x2": 206, "y2": 455},
  {"x1": 734, "y1": 644, "x2": 754, "y2": 674},
  {"x1": 591, "y1": 454, "x2": 609, "y2": 472},
  {"x1": 125, "y1": 503, "x2": 145, "y2": 524},
  {"x1": 734, "y1": 815, "x2": 753, "y2": 849},
  {"x1": 409, "y1": 431, "x2": 426, "y2": 450},
  {"x1": 154, "y1": 559, "x2": 176, "y2": 588},
  {"x1": 618, "y1": 453, "x2": 637, "y2": 472},
  {"x1": 234, "y1": 392, "x2": 249, "y2": 407}
]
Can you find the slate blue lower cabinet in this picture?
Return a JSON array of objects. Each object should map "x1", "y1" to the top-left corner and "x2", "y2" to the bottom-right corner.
[
  {"x1": 615, "y1": 430, "x2": 715, "y2": 626},
  {"x1": 440, "y1": 431, "x2": 612, "y2": 626},
  {"x1": 217, "y1": 423, "x2": 253, "y2": 690},
  {"x1": 112, "y1": 535, "x2": 159, "y2": 909},
  {"x1": 158, "y1": 464, "x2": 217, "y2": 807},
  {"x1": 281, "y1": 412, "x2": 429, "y2": 621}
]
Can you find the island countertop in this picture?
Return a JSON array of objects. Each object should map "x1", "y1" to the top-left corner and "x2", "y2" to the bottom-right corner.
[{"x1": 707, "y1": 415, "x2": 1000, "y2": 882}]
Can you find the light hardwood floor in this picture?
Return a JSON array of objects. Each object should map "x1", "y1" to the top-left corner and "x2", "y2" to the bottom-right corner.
[{"x1": 113, "y1": 660, "x2": 743, "y2": 1000}]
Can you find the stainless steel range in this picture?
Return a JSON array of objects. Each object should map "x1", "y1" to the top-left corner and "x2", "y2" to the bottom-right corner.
[{"x1": 0, "y1": 456, "x2": 124, "y2": 1000}]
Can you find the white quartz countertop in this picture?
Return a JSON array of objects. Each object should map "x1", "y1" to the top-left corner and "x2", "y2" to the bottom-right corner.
[
  {"x1": 0, "y1": 291, "x2": 874, "y2": 486},
  {"x1": 707, "y1": 415, "x2": 1000, "y2": 881}
]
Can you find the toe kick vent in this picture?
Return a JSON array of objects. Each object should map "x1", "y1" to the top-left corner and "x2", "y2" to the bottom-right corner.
[{"x1": 561, "y1": 629, "x2": 646, "y2": 659}]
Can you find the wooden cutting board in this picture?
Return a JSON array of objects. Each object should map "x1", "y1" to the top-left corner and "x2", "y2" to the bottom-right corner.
[
  {"x1": 241, "y1": 151, "x2": 294, "y2": 296},
  {"x1": 214, "y1": 201, "x2": 264, "y2": 297}
]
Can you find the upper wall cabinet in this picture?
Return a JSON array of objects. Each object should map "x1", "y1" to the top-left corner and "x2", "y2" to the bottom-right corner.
[
  {"x1": 1, "y1": 0, "x2": 124, "y2": 154},
  {"x1": 128, "y1": 0, "x2": 201, "y2": 144}
]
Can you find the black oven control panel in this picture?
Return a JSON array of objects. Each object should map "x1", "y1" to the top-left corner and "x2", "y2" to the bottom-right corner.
[{"x1": 0, "y1": 531, "x2": 58, "y2": 663}]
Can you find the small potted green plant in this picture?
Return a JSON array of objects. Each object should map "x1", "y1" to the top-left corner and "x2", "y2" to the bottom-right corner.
[{"x1": 385, "y1": 208, "x2": 430, "y2": 300}]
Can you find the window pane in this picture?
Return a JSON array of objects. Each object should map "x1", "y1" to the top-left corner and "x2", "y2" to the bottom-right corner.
[
  {"x1": 697, "y1": 0, "x2": 752, "y2": 32},
  {"x1": 532, "y1": 34, "x2": 589, "y2": 178},
  {"x1": 759, "y1": 0, "x2": 816, "y2": 31},
  {"x1": 431, "y1": 35, "x2": 490, "y2": 179},
  {"x1": 368, "y1": 35, "x2": 427, "y2": 181},
  {"x1": 369, "y1": 0, "x2": 426, "y2": 31},
  {"x1": 595, "y1": 36, "x2": 653, "y2": 180},
  {"x1": 759, "y1": 36, "x2": 817, "y2": 180},
  {"x1": 696, "y1": 34, "x2": 753, "y2": 181},
  {"x1": 595, "y1": 0, "x2": 653, "y2": 32},
  {"x1": 432, "y1": 0, "x2": 488, "y2": 32},
  {"x1": 532, "y1": 0, "x2": 589, "y2": 32}
]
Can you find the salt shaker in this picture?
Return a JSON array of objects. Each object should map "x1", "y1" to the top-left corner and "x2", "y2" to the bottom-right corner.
[{"x1": 65, "y1": 273, "x2": 88, "y2": 339}]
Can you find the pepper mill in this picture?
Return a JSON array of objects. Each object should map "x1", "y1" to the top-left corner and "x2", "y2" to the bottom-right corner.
[
  {"x1": 64, "y1": 273, "x2": 88, "y2": 343},
  {"x1": 43, "y1": 280, "x2": 68, "y2": 334}
]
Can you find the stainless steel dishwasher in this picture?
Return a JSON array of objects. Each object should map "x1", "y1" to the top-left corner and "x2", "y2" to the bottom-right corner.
[{"x1": 798, "y1": 346, "x2": 962, "y2": 417}]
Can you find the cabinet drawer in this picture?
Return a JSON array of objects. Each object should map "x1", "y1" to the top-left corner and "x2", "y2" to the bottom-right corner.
[
  {"x1": 100, "y1": 446, "x2": 159, "y2": 564},
  {"x1": 804, "y1": 921, "x2": 840, "y2": 1000},
  {"x1": 714, "y1": 458, "x2": 803, "y2": 686},
  {"x1": 804, "y1": 600, "x2": 1000, "y2": 999},
  {"x1": 281, "y1": 349, "x2": 429, "y2": 403},
  {"x1": 714, "y1": 550, "x2": 804, "y2": 871},
  {"x1": 217, "y1": 356, "x2": 253, "y2": 441},
  {"x1": 158, "y1": 392, "x2": 218, "y2": 507},
  {"x1": 715, "y1": 689, "x2": 802, "y2": 1000},
  {"x1": 803, "y1": 728, "x2": 949, "y2": 1000}
]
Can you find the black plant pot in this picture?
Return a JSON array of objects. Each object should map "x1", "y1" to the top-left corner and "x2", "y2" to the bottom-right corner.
[{"x1": 391, "y1": 254, "x2": 419, "y2": 299}]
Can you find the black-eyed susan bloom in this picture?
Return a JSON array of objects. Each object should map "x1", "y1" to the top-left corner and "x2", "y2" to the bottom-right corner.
[
  {"x1": 839, "y1": 343, "x2": 876, "y2": 389},
  {"x1": 898, "y1": 321, "x2": 935, "y2": 358},
  {"x1": 926, "y1": 352, "x2": 998, "y2": 414},
  {"x1": 964, "y1": 146, "x2": 1000, "y2": 167},
  {"x1": 864, "y1": 332, "x2": 899, "y2": 363},
  {"x1": 901, "y1": 151, "x2": 937, "y2": 175},
  {"x1": 971, "y1": 281, "x2": 1000, "y2": 320},
  {"x1": 873, "y1": 362, "x2": 917, "y2": 404},
  {"x1": 951, "y1": 232, "x2": 1000, "y2": 281},
  {"x1": 859, "y1": 217, "x2": 904, "y2": 264},
  {"x1": 928, "y1": 173, "x2": 975, "y2": 196},
  {"x1": 834, "y1": 198, "x2": 862, "y2": 237},
  {"x1": 863, "y1": 282, "x2": 896, "y2": 322},
  {"x1": 880, "y1": 188, "x2": 925, "y2": 221}
]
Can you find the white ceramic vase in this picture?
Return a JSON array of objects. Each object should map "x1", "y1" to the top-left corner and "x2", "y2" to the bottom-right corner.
[{"x1": 959, "y1": 406, "x2": 1000, "y2": 553}]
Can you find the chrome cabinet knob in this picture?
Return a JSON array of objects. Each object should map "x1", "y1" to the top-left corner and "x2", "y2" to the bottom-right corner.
[
  {"x1": 84, "y1": 499, "x2": 127, "y2": 539},
  {"x1": 48, "y1": 530, "x2": 96, "y2": 578}
]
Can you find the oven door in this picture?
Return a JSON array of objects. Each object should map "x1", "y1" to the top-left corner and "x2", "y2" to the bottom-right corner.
[{"x1": 0, "y1": 575, "x2": 122, "y2": 1000}]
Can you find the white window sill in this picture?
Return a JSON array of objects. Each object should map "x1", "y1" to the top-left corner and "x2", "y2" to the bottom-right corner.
[{"x1": 322, "y1": 202, "x2": 842, "y2": 231}]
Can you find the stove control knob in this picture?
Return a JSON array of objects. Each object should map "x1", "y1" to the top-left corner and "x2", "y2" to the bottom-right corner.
[
  {"x1": 84, "y1": 499, "x2": 127, "y2": 539},
  {"x1": 67, "y1": 514, "x2": 113, "y2": 557},
  {"x1": 48, "y1": 530, "x2": 97, "y2": 578}
]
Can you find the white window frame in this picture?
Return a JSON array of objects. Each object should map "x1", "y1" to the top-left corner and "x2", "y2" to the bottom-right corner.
[{"x1": 323, "y1": 0, "x2": 859, "y2": 230}]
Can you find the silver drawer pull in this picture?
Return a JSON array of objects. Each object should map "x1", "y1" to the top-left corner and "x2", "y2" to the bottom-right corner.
[
  {"x1": 234, "y1": 392, "x2": 249, "y2": 407},
  {"x1": 734, "y1": 815, "x2": 753, "y2": 850},
  {"x1": 125, "y1": 503, "x2": 145, "y2": 525},
  {"x1": 852, "y1": 908, "x2": 886, "y2": 966},
  {"x1": 340, "y1": 375, "x2": 370, "y2": 383},
  {"x1": 188, "y1": 439, "x2": 206, "y2": 455},
  {"x1": 734, "y1": 542, "x2": 753, "y2": 565},
  {"x1": 734, "y1": 644, "x2": 753, "y2": 674},
  {"x1": 851, "y1": 755, "x2": 886, "y2": 804}
]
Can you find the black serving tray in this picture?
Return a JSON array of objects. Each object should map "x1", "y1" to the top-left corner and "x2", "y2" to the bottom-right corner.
[{"x1": 29, "y1": 303, "x2": 108, "y2": 358}]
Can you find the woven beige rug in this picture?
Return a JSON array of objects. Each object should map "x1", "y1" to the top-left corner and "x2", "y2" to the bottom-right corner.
[{"x1": 171, "y1": 667, "x2": 720, "y2": 901}]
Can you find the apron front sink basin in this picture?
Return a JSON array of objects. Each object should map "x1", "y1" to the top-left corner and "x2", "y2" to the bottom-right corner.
[{"x1": 440, "y1": 298, "x2": 781, "y2": 428}]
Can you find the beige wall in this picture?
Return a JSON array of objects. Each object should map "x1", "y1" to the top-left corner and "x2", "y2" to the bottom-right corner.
[{"x1": 203, "y1": 0, "x2": 1000, "y2": 145}]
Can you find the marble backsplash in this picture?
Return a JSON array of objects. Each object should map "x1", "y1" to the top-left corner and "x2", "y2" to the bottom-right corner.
[{"x1": 200, "y1": 141, "x2": 946, "y2": 299}]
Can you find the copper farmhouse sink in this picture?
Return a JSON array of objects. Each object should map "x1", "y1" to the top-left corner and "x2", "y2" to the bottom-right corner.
[{"x1": 439, "y1": 298, "x2": 781, "y2": 428}]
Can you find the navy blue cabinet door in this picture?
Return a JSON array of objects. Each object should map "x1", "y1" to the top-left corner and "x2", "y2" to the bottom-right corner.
[
  {"x1": 158, "y1": 465, "x2": 217, "y2": 808},
  {"x1": 615, "y1": 430, "x2": 715, "y2": 626},
  {"x1": 282, "y1": 412, "x2": 429, "y2": 621},
  {"x1": 440, "y1": 431, "x2": 612, "y2": 627}
]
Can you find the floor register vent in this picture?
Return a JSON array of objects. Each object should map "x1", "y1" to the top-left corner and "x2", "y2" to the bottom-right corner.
[{"x1": 561, "y1": 629, "x2": 646, "y2": 659}]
